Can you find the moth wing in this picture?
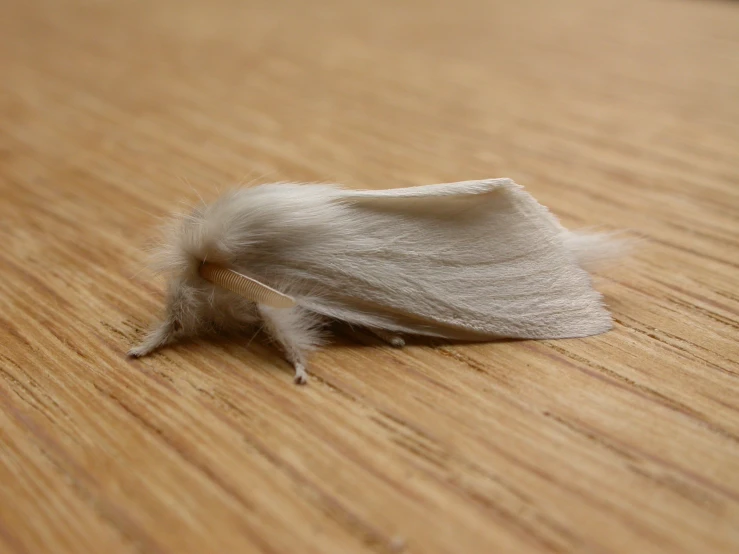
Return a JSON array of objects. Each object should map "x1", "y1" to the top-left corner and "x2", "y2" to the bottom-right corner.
[{"x1": 282, "y1": 178, "x2": 612, "y2": 340}]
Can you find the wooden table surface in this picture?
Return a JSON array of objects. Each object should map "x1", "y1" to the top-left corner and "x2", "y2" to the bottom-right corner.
[{"x1": 1, "y1": 0, "x2": 737, "y2": 552}]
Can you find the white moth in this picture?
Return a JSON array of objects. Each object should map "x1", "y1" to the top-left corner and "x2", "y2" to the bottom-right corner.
[{"x1": 129, "y1": 179, "x2": 625, "y2": 384}]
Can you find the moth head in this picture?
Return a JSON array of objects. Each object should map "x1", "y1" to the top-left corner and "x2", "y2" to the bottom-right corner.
[
  {"x1": 128, "y1": 262, "x2": 295, "y2": 358},
  {"x1": 128, "y1": 200, "x2": 291, "y2": 358},
  {"x1": 130, "y1": 268, "x2": 268, "y2": 358},
  {"x1": 128, "y1": 272, "x2": 216, "y2": 358}
]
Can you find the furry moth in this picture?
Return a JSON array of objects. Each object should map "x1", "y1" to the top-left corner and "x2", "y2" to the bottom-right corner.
[{"x1": 129, "y1": 178, "x2": 625, "y2": 384}]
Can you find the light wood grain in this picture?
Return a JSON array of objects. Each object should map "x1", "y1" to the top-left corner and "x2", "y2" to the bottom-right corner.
[{"x1": 1, "y1": 0, "x2": 738, "y2": 552}]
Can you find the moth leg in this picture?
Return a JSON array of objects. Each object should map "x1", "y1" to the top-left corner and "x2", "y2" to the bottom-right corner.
[
  {"x1": 257, "y1": 305, "x2": 315, "y2": 385},
  {"x1": 368, "y1": 328, "x2": 405, "y2": 348},
  {"x1": 128, "y1": 320, "x2": 175, "y2": 358}
]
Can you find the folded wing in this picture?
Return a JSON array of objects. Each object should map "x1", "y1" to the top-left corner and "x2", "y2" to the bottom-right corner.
[{"x1": 242, "y1": 179, "x2": 614, "y2": 340}]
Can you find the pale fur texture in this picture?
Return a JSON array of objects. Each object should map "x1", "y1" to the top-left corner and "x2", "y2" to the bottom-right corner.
[{"x1": 129, "y1": 179, "x2": 625, "y2": 384}]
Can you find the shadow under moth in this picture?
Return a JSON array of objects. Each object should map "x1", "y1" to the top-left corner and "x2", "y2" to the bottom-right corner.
[{"x1": 129, "y1": 179, "x2": 626, "y2": 384}]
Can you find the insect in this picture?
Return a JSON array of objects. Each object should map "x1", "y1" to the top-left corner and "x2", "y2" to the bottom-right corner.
[{"x1": 129, "y1": 179, "x2": 625, "y2": 384}]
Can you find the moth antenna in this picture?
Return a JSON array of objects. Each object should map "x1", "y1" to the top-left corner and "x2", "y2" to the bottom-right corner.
[{"x1": 199, "y1": 262, "x2": 296, "y2": 309}]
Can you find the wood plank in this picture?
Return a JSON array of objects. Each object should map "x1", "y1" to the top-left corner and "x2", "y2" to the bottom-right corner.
[{"x1": 1, "y1": 0, "x2": 737, "y2": 552}]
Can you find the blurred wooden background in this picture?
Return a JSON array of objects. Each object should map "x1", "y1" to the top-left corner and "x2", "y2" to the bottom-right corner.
[{"x1": 1, "y1": 0, "x2": 737, "y2": 552}]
